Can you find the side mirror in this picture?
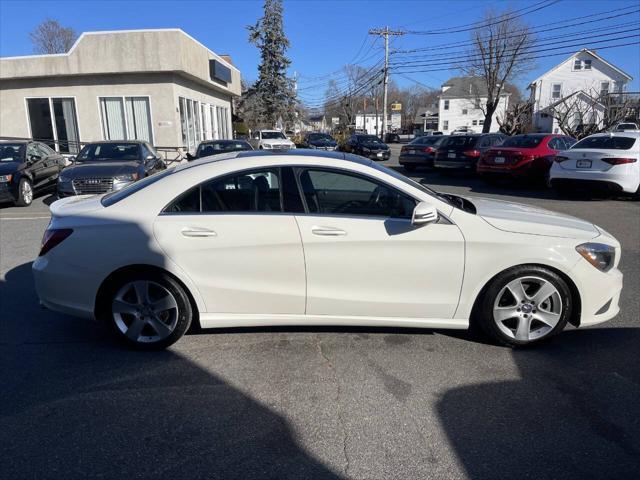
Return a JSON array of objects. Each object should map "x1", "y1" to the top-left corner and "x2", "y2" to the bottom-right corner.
[
  {"x1": 146, "y1": 155, "x2": 155, "y2": 161},
  {"x1": 186, "y1": 152, "x2": 195, "y2": 161},
  {"x1": 29, "y1": 154, "x2": 41, "y2": 163},
  {"x1": 412, "y1": 201, "x2": 438, "y2": 225}
]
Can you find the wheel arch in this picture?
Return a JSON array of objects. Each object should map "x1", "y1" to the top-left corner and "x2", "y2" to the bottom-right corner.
[
  {"x1": 469, "y1": 262, "x2": 582, "y2": 329},
  {"x1": 94, "y1": 264, "x2": 201, "y2": 328}
]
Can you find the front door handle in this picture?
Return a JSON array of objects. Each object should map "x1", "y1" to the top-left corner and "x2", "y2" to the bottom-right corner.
[
  {"x1": 311, "y1": 226, "x2": 347, "y2": 236},
  {"x1": 181, "y1": 227, "x2": 217, "y2": 237}
]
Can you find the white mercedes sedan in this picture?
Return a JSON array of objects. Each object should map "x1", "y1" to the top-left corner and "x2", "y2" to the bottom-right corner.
[{"x1": 33, "y1": 151, "x2": 623, "y2": 349}]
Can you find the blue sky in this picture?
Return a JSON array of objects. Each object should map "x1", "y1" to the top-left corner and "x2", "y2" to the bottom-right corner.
[{"x1": 1, "y1": 0, "x2": 639, "y2": 108}]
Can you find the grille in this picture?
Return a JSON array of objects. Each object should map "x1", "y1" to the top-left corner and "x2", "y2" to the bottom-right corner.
[
  {"x1": 271, "y1": 144, "x2": 291, "y2": 150},
  {"x1": 72, "y1": 177, "x2": 114, "y2": 195}
]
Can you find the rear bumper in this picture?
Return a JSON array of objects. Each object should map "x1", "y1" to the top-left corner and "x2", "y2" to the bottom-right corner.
[
  {"x1": 477, "y1": 162, "x2": 540, "y2": 178},
  {"x1": 434, "y1": 159, "x2": 475, "y2": 170},
  {"x1": 550, "y1": 165, "x2": 639, "y2": 193},
  {"x1": 399, "y1": 154, "x2": 434, "y2": 166}
]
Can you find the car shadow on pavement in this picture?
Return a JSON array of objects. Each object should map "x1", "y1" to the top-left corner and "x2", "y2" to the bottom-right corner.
[
  {"x1": 0, "y1": 262, "x2": 343, "y2": 480},
  {"x1": 437, "y1": 328, "x2": 640, "y2": 479}
]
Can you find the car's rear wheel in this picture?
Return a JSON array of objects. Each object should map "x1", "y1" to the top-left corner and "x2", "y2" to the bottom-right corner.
[
  {"x1": 100, "y1": 271, "x2": 192, "y2": 349},
  {"x1": 16, "y1": 178, "x2": 33, "y2": 207},
  {"x1": 476, "y1": 266, "x2": 572, "y2": 347}
]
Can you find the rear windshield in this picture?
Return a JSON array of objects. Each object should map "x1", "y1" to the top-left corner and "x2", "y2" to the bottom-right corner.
[
  {"x1": 572, "y1": 136, "x2": 637, "y2": 150},
  {"x1": 410, "y1": 136, "x2": 442, "y2": 146},
  {"x1": 501, "y1": 135, "x2": 545, "y2": 148},
  {"x1": 440, "y1": 136, "x2": 477, "y2": 147},
  {"x1": 0, "y1": 143, "x2": 25, "y2": 162}
]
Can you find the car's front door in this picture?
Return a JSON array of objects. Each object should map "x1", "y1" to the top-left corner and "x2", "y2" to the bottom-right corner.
[
  {"x1": 153, "y1": 167, "x2": 306, "y2": 314},
  {"x1": 294, "y1": 168, "x2": 465, "y2": 319},
  {"x1": 36, "y1": 143, "x2": 62, "y2": 184},
  {"x1": 25, "y1": 143, "x2": 47, "y2": 185}
]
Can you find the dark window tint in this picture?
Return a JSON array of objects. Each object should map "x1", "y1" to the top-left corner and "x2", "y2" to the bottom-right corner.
[
  {"x1": 0, "y1": 143, "x2": 26, "y2": 163},
  {"x1": 572, "y1": 136, "x2": 636, "y2": 150},
  {"x1": 502, "y1": 135, "x2": 545, "y2": 148},
  {"x1": 441, "y1": 136, "x2": 477, "y2": 147},
  {"x1": 166, "y1": 187, "x2": 200, "y2": 213},
  {"x1": 547, "y1": 138, "x2": 562, "y2": 150},
  {"x1": 282, "y1": 167, "x2": 304, "y2": 213},
  {"x1": 299, "y1": 169, "x2": 415, "y2": 219},
  {"x1": 410, "y1": 136, "x2": 441, "y2": 146},
  {"x1": 201, "y1": 169, "x2": 280, "y2": 212},
  {"x1": 563, "y1": 137, "x2": 577, "y2": 149},
  {"x1": 77, "y1": 143, "x2": 141, "y2": 162}
]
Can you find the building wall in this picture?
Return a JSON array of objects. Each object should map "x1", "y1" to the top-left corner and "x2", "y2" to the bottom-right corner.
[
  {"x1": 438, "y1": 96, "x2": 508, "y2": 133},
  {"x1": 355, "y1": 113, "x2": 401, "y2": 135},
  {"x1": 0, "y1": 72, "x2": 233, "y2": 148}
]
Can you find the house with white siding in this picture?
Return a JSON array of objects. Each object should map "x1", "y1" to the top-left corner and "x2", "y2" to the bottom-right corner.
[
  {"x1": 528, "y1": 49, "x2": 632, "y2": 133},
  {"x1": 437, "y1": 77, "x2": 510, "y2": 134}
]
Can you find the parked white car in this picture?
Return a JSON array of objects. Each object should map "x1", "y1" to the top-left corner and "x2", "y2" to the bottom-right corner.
[
  {"x1": 33, "y1": 151, "x2": 623, "y2": 349},
  {"x1": 249, "y1": 130, "x2": 296, "y2": 150},
  {"x1": 550, "y1": 132, "x2": 640, "y2": 196}
]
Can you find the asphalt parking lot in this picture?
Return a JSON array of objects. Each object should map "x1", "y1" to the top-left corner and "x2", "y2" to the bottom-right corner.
[{"x1": 1, "y1": 145, "x2": 639, "y2": 479}]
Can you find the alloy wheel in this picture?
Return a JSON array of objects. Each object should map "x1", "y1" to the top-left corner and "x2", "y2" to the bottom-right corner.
[
  {"x1": 492, "y1": 276, "x2": 563, "y2": 342},
  {"x1": 112, "y1": 280, "x2": 179, "y2": 343},
  {"x1": 21, "y1": 181, "x2": 33, "y2": 204}
]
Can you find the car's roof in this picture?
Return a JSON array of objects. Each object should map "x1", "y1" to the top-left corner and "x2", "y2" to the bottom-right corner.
[
  {"x1": 84, "y1": 140, "x2": 147, "y2": 145},
  {"x1": 0, "y1": 139, "x2": 28, "y2": 144},
  {"x1": 200, "y1": 139, "x2": 250, "y2": 144},
  {"x1": 587, "y1": 131, "x2": 640, "y2": 138}
]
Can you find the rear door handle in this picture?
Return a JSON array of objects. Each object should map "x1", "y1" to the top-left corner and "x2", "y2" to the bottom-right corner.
[
  {"x1": 311, "y1": 227, "x2": 347, "y2": 236},
  {"x1": 181, "y1": 227, "x2": 217, "y2": 237}
]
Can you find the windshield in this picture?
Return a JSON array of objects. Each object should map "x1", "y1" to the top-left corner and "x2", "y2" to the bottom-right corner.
[
  {"x1": 0, "y1": 143, "x2": 25, "y2": 162},
  {"x1": 357, "y1": 135, "x2": 382, "y2": 144},
  {"x1": 572, "y1": 136, "x2": 637, "y2": 150},
  {"x1": 197, "y1": 141, "x2": 250, "y2": 156},
  {"x1": 261, "y1": 131, "x2": 286, "y2": 140},
  {"x1": 501, "y1": 135, "x2": 545, "y2": 148},
  {"x1": 308, "y1": 134, "x2": 333, "y2": 141},
  {"x1": 77, "y1": 143, "x2": 141, "y2": 162}
]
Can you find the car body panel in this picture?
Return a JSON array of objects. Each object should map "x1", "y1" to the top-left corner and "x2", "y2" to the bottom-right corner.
[{"x1": 434, "y1": 134, "x2": 505, "y2": 170}]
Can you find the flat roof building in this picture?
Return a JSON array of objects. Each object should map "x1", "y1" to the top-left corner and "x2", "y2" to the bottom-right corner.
[{"x1": 0, "y1": 29, "x2": 241, "y2": 155}]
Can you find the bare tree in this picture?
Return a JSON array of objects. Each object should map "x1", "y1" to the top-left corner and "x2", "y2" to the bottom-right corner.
[
  {"x1": 548, "y1": 88, "x2": 638, "y2": 139},
  {"x1": 460, "y1": 9, "x2": 535, "y2": 132},
  {"x1": 29, "y1": 19, "x2": 78, "y2": 54},
  {"x1": 497, "y1": 101, "x2": 533, "y2": 135}
]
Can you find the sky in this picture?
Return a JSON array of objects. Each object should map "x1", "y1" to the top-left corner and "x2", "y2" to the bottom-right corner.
[{"x1": 1, "y1": 0, "x2": 639, "y2": 109}]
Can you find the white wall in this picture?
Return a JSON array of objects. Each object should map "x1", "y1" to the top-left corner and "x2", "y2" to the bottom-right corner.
[{"x1": 438, "y1": 95, "x2": 508, "y2": 133}]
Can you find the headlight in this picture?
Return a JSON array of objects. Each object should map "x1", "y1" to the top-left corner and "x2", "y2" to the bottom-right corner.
[
  {"x1": 114, "y1": 173, "x2": 139, "y2": 182},
  {"x1": 0, "y1": 174, "x2": 12, "y2": 183},
  {"x1": 263, "y1": 143, "x2": 272, "y2": 149},
  {"x1": 576, "y1": 243, "x2": 615, "y2": 272},
  {"x1": 308, "y1": 144, "x2": 317, "y2": 149},
  {"x1": 58, "y1": 171, "x2": 71, "y2": 182}
]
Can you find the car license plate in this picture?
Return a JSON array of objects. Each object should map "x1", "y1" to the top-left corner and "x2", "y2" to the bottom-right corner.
[
  {"x1": 377, "y1": 152, "x2": 383, "y2": 157},
  {"x1": 408, "y1": 149, "x2": 416, "y2": 154},
  {"x1": 494, "y1": 156, "x2": 505, "y2": 164},
  {"x1": 577, "y1": 160, "x2": 592, "y2": 168},
  {"x1": 448, "y1": 152, "x2": 456, "y2": 159}
]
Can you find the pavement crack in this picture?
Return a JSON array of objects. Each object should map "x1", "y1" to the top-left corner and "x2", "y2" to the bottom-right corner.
[{"x1": 316, "y1": 338, "x2": 351, "y2": 478}]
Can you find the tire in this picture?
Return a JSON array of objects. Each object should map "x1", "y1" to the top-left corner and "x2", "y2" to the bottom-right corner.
[
  {"x1": 15, "y1": 178, "x2": 33, "y2": 207},
  {"x1": 475, "y1": 265, "x2": 572, "y2": 347},
  {"x1": 98, "y1": 271, "x2": 193, "y2": 350},
  {"x1": 403, "y1": 164, "x2": 416, "y2": 172}
]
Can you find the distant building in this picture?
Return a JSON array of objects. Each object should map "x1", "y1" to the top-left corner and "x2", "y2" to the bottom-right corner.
[
  {"x1": 308, "y1": 114, "x2": 328, "y2": 132},
  {"x1": 355, "y1": 110, "x2": 401, "y2": 135},
  {"x1": 413, "y1": 107, "x2": 439, "y2": 134},
  {"x1": 0, "y1": 29, "x2": 241, "y2": 154},
  {"x1": 438, "y1": 76, "x2": 509, "y2": 133},
  {"x1": 528, "y1": 48, "x2": 633, "y2": 133}
]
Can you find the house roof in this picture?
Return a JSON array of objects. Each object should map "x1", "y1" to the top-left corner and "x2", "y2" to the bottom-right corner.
[
  {"x1": 308, "y1": 115, "x2": 325, "y2": 122},
  {"x1": 413, "y1": 107, "x2": 438, "y2": 124},
  {"x1": 439, "y1": 76, "x2": 511, "y2": 99},
  {"x1": 529, "y1": 49, "x2": 633, "y2": 86}
]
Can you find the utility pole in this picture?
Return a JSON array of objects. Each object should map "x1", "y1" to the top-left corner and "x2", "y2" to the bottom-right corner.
[{"x1": 369, "y1": 26, "x2": 404, "y2": 139}]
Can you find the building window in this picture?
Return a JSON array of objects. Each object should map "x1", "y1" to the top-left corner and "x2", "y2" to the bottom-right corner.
[
  {"x1": 444, "y1": 100, "x2": 449, "y2": 110},
  {"x1": 613, "y1": 81, "x2": 623, "y2": 93},
  {"x1": 26, "y1": 97, "x2": 80, "y2": 153},
  {"x1": 573, "y1": 59, "x2": 582, "y2": 70},
  {"x1": 584, "y1": 59, "x2": 592, "y2": 70},
  {"x1": 443, "y1": 120, "x2": 449, "y2": 130},
  {"x1": 99, "y1": 96, "x2": 153, "y2": 144},
  {"x1": 600, "y1": 81, "x2": 610, "y2": 97},
  {"x1": 552, "y1": 84, "x2": 562, "y2": 99},
  {"x1": 462, "y1": 109, "x2": 468, "y2": 115},
  {"x1": 479, "y1": 119, "x2": 484, "y2": 125},
  {"x1": 472, "y1": 120, "x2": 478, "y2": 126}
]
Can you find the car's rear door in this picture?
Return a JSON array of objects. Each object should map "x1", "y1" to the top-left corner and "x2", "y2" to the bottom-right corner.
[
  {"x1": 294, "y1": 167, "x2": 465, "y2": 319},
  {"x1": 153, "y1": 167, "x2": 306, "y2": 314}
]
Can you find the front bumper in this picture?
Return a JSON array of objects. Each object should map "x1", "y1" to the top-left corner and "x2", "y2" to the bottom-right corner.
[
  {"x1": 363, "y1": 150, "x2": 390, "y2": 161},
  {"x1": 569, "y1": 259, "x2": 623, "y2": 327},
  {"x1": 0, "y1": 183, "x2": 18, "y2": 203}
]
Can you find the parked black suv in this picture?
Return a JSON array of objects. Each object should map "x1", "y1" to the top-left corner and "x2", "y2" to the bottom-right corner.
[
  {"x1": 399, "y1": 135, "x2": 446, "y2": 171},
  {"x1": 434, "y1": 133, "x2": 506, "y2": 171},
  {"x1": 57, "y1": 141, "x2": 166, "y2": 197},
  {"x1": 0, "y1": 140, "x2": 64, "y2": 207},
  {"x1": 343, "y1": 134, "x2": 390, "y2": 160},
  {"x1": 186, "y1": 140, "x2": 253, "y2": 160},
  {"x1": 300, "y1": 133, "x2": 338, "y2": 150}
]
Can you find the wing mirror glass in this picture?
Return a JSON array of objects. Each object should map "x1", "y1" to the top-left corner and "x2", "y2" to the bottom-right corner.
[
  {"x1": 412, "y1": 201, "x2": 438, "y2": 225},
  {"x1": 29, "y1": 154, "x2": 41, "y2": 163}
]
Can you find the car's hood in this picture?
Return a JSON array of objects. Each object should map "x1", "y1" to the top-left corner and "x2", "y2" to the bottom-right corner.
[
  {"x1": 362, "y1": 142, "x2": 388, "y2": 150},
  {"x1": 309, "y1": 139, "x2": 337, "y2": 147},
  {"x1": 50, "y1": 194, "x2": 104, "y2": 217},
  {"x1": 0, "y1": 161, "x2": 21, "y2": 175},
  {"x1": 64, "y1": 161, "x2": 140, "y2": 177},
  {"x1": 469, "y1": 196, "x2": 599, "y2": 239}
]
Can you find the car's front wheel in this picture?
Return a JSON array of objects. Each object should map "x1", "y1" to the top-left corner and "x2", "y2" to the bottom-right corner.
[
  {"x1": 99, "y1": 271, "x2": 193, "y2": 349},
  {"x1": 476, "y1": 266, "x2": 572, "y2": 347},
  {"x1": 15, "y1": 178, "x2": 33, "y2": 207}
]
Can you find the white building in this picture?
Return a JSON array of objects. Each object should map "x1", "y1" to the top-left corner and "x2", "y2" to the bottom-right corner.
[
  {"x1": 528, "y1": 49, "x2": 632, "y2": 133},
  {"x1": 437, "y1": 77, "x2": 509, "y2": 134},
  {"x1": 355, "y1": 110, "x2": 401, "y2": 135},
  {"x1": 0, "y1": 29, "x2": 241, "y2": 155}
]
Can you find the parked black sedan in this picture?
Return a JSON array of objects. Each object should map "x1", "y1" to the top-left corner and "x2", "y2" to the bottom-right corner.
[
  {"x1": 342, "y1": 134, "x2": 390, "y2": 160},
  {"x1": 57, "y1": 141, "x2": 166, "y2": 197},
  {"x1": 299, "y1": 133, "x2": 338, "y2": 151},
  {"x1": 399, "y1": 135, "x2": 446, "y2": 171},
  {"x1": 0, "y1": 140, "x2": 64, "y2": 207},
  {"x1": 186, "y1": 139, "x2": 253, "y2": 160},
  {"x1": 433, "y1": 133, "x2": 506, "y2": 171}
]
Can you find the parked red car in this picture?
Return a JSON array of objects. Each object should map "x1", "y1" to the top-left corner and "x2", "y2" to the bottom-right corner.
[{"x1": 477, "y1": 134, "x2": 576, "y2": 182}]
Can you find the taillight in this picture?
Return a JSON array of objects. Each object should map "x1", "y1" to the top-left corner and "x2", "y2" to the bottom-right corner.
[
  {"x1": 463, "y1": 149, "x2": 481, "y2": 157},
  {"x1": 555, "y1": 156, "x2": 569, "y2": 162},
  {"x1": 401, "y1": 146, "x2": 407, "y2": 152},
  {"x1": 422, "y1": 146, "x2": 435, "y2": 154},
  {"x1": 39, "y1": 229, "x2": 73, "y2": 256},
  {"x1": 602, "y1": 157, "x2": 637, "y2": 165}
]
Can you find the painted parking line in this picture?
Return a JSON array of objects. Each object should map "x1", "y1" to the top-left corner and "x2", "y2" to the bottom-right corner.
[{"x1": 0, "y1": 216, "x2": 51, "y2": 220}]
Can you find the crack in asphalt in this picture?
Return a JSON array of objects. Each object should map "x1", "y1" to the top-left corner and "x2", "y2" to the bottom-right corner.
[{"x1": 316, "y1": 338, "x2": 351, "y2": 478}]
